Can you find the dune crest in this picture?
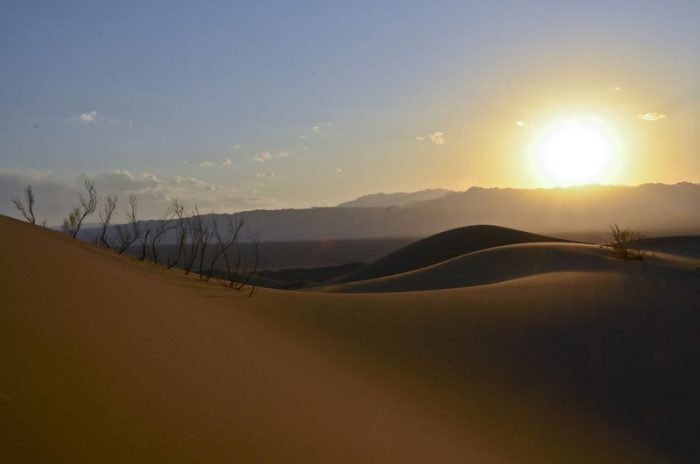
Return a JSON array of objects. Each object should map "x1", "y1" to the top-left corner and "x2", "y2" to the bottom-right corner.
[
  {"x1": 321, "y1": 242, "x2": 700, "y2": 293},
  {"x1": 330, "y1": 224, "x2": 568, "y2": 284}
]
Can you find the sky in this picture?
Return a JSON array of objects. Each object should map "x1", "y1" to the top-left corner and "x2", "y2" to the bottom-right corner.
[{"x1": 2, "y1": 0, "x2": 700, "y2": 223}]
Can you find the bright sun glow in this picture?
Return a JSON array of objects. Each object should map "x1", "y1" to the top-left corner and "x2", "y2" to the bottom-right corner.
[{"x1": 534, "y1": 119, "x2": 618, "y2": 186}]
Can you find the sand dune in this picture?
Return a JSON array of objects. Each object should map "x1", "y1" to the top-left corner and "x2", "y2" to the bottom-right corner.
[
  {"x1": 2, "y1": 215, "x2": 700, "y2": 462},
  {"x1": 321, "y1": 242, "x2": 700, "y2": 293},
  {"x1": 632, "y1": 236, "x2": 700, "y2": 259},
  {"x1": 330, "y1": 224, "x2": 567, "y2": 284}
]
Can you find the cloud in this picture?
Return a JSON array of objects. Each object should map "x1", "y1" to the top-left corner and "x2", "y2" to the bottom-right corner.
[
  {"x1": 69, "y1": 111, "x2": 125, "y2": 127},
  {"x1": 334, "y1": 167, "x2": 343, "y2": 174},
  {"x1": 199, "y1": 158, "x2": 233, "y2": 167},
  {"x1": 609, "y1": 86, "x2": 622, "y2": 92},
  {"x1": 79, "y1": 111, "x2": 97, "y2": 122},
  {"x1": 416, "y1": 131, "x2": 445, "y2": 145},
  {"x1": 252, "y1": 151, "x2": 272, "y2": 163},
  {"x1": 516, "y1": 120, "x2": 527, "y2": 127},
  {"x1": 0, "y1": 169, "x2": 281, "y2": 224},
  {"x1": 637, "y1": 112, "x2": 666, "y2": 121},
  {"x1": 73, "y1": 111, "x2": 98, "y2": 122},
  {"x1": 310, "y1": 124, "x2": 329, "y2": 139},
  {"x1": 257, "y1": 172, "x2": 275, "y2": 178},
  {"x1": 278, "y1": 150, "x2": 290, "y2": 158}
]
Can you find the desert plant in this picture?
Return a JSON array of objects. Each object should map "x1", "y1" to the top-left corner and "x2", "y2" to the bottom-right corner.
[
  {"x1": 11, "y1": 185, "x2": 36, "y2": 224},
  {"x1": 163, "y1": 202, "x2": 188, "y2": 268},
  {"x1": 146, "y1": 200, "x2": 182, "y2": 265},
  {"x1": 237, "y1": 229, "x2": 262, "y2": 293},
  {"x1": 182, "y1": 206, "x2": 208, "y2": 275},
  {"x1": 99, "y1": 194, "x2": 118, "y2": 248},
  {"x1": 603, "y1": 224, "x2": 646, "y2": 260},
  {"x1": 62, "y1": 179, "x2": 98, "y2": 238},
  {"x1": 205, "y1": 215, "x2": 244, "y2": 283},
  {"x1": 115, "y1": 193, "x2": 142, "y2": 254}
]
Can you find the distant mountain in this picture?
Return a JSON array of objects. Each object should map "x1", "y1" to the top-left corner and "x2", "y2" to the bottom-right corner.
[
  {"x1": 88, "y1": 183, "x2": 700, "y2": 244},
  {"x1": 338, "y1": 189, "x2": 452, "y2": 208}
]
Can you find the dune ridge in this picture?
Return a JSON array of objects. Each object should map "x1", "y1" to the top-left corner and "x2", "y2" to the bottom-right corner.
[
  {"x1": 329, "y1": 224, "x2": 568, "y2": 284},
  {"x1": 320, "y1": 242, "x2": 700, "y2": 293}
]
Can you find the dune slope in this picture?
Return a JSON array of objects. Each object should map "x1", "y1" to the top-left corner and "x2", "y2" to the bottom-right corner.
[
  {"x1": 329, "y1": 224, "x2": 567, "y2": 284},
  {"x1": 2, "y1": 215, "x2": 700, "y2": 462},
  {"x1": 321, "y1": 242, "x2": 700, "y2": 293},
  {"x1": 631, "y1": 235, "x2": 700, "y2": 259}
]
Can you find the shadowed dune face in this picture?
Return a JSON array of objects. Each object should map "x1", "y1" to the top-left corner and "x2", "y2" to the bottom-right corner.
[
  {"x1": 320, "y1": 242, "x2": 700, "y2": 293},
  {"x1": 330, "y1": 224, "x2": 568, "y2": 284},
  {"x1": 631, "y1": 236, "x2": 700, "y2": 259},
  {"x1": 2, "y1": 215, "x2": 700, "y2": 463}
]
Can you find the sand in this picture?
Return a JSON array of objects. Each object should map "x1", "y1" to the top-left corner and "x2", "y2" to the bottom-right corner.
[
  {"x1": 320, "y1": 242, "x2": 700, "y2": 293},
  {"x1": 2, "y1": 215, "x2": 699, "y2": 463},
  {"x1": 330, "y1": 225, "x2": 567, "y2": 284}
]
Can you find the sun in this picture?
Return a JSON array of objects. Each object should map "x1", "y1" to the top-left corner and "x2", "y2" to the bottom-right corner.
[{"x1": 533, "y1": 118, "x2": 618, "y2": 186}]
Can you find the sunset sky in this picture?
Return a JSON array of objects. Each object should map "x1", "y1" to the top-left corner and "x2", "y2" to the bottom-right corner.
[{"x1": 2, "y1": 1, "x2": 700, "y2": 221}]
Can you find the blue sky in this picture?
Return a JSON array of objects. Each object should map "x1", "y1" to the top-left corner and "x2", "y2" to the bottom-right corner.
[{"x1": 2, "y1": 1, "x2": 700, "y2": 222}]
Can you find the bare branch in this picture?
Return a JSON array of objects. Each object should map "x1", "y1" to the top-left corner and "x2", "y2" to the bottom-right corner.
[
  {"x1": 166, "y1": 200, "x2": 187, "y2": 268},
  {"x1": 206, "y1": 215, "x2": 244, "y2": 283},
  {"x1": 602, "y1": 224, "x2": 646, "y2": 260},
  {"x1": 63, "y1": 179, "x2": 98, "y2": 238},
  {"x1": 149, "y1": 200, "x2": 179, "y2": 266},
  {"x1": 114, "y1": 193, "x2": 141, "y2": 254},
  {"x1": 11, "y1": 185, "x2": 36, "y2": 224},
  {"x1": 99, "y1": 194, "x2": 118, "y2": 248}
]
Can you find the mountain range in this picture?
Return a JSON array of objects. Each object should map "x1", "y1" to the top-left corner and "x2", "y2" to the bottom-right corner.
[{"x1": 86, "y1": 182, "x2": 700, "y2": 244}]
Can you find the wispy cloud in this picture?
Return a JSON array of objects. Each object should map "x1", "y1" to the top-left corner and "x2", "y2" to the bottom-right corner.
[
  {"x1": 515, "y1": 120, "x2": 527, "y2": 127},
  {"x1": 257, "y1": 172, "x2": 275, "y2": 178},
  {"x1": 334, "y1": 167, "x2": 343, "y2": 174},
  {"x1": 252, "y1": 151, "x2": 272, "y2": 163},
  {"x1": 69, "y1": 110, "x2": 126, "y2": 127},
  {"x1": 416, "y1": 131, "x2": 445, "y2": 145},
  {"x1": 199, "y1": 158, "x2": 233, "y2": 167},
  {"x1": 0, "y1": 168, "x2": 280, "y2": 223},
  {"x1": 609, "y1": 86, "x2": 622, "y2": 92},
  {"x1": 72, "y1": 111, "x2": 98, "y2": 123},
  {"x1": 251, "y1": 150, "x2": 289, "y2": 162},
  {"x1": 637, "y1": 112, "x2": 666, "y2": 121},
  {"x1": 310, "y1": 123, "x2": 330, "y2": 139}
]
